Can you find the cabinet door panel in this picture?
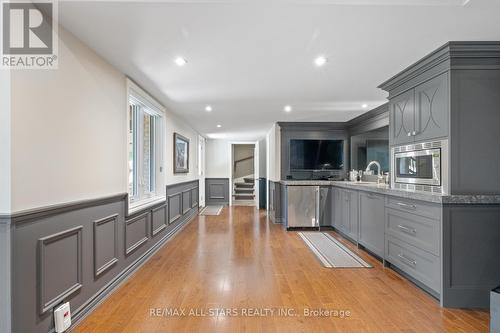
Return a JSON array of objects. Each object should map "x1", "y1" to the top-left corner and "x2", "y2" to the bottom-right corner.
[
  {"x1": 390, "y1": 89, "x2": 415, "y2": 145},
  {"x1": 340, "y1": 190, "x2": 350, "y2": 233},
  {"x1": 359, "y1": 192, "x2": 385, "y2": 257},
  {"x1": 332, "y1": 188, "x2": 342, "y2": 229},
  {"x1": 348, "y1": 190, "x2": 359, "y2": 241},
  {"x1": 415, "y1": 73, "x2": 449, "y2": 142}
]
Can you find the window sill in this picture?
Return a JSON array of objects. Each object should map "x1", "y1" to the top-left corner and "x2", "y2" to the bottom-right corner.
[{"x1": 128, "y1": 196, "x2": 166, "y2": 216}]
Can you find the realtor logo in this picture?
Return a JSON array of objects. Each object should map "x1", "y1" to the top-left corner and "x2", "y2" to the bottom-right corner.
[{"x1": 1, "y1": 0, "x2": 58, "y2": 69}]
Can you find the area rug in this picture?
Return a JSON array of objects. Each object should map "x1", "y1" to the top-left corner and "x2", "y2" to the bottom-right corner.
[
  {"x1": 298, "y1": 232, "x2": 372, "y2": 268},
  {"x1": 199, "y1": 205, "x2": 223, "y2": 216}
]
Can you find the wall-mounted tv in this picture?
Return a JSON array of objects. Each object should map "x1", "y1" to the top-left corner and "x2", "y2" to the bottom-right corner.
[{"x1": 290, "y1": 139, "x2": 344, "y2": 171}]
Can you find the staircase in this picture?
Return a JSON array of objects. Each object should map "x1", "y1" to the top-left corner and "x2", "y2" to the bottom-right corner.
[{"x1": 233, "y1": 176, "x2": 255, "y2": 204}]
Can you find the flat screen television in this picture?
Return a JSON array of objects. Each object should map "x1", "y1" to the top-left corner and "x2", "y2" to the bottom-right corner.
[{"x1": 290, "y1": 139, "x2": 344, "y2": 171}]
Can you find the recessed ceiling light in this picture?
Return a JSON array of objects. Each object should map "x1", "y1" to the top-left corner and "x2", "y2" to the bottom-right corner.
[
  {"x1": 205, "y1": 105, "x2": 212, "y2": 112},
  {"x1": 314, "y1": 55, "x2": 327, "y2": 67},
  {"x1": 174, "y1": 57, "x2": 187, "y2": 67},
  {"x1": 362, "y1": 103, "x2": 368, "y2": 109},
  {"x1": 217, "y1": 124, "x2": 222, "y2": 128},
  {"x1": 284, "y1": 105, "x2": 292, "y2": 112}
]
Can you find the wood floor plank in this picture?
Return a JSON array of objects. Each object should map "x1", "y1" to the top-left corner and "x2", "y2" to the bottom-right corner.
[{"x1": 72, "y1": 206, "x2": 489, "y2": 333}]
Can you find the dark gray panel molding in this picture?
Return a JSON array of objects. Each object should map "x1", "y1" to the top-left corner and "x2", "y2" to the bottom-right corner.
[
  {"x1": 182, "y1": 190, "x2": 191, "y2": 214},
  {"x1": 66, "y1": 208, "x2": 197, "y2": 333},
  {"x1": 38, "y1": 226, "x2": 83, "y2": 314},
  {"x1": 0, "y1": 215, "x2": 11, "y2": 225},
  {"x1": 205, "y1": 178, "x2": 229, "y2": 205},
  {"x1": 124, "y1": 213, "x2": 149, "y2": 256},
  {"x1": 151, "y1": 204, "x2": 167, "y2": 237},
  {"x1": 12, "y1": 180, "x2": 200, "y2": 333},
  {"x1": 166, "y1": 179, "x2": 199, "y2": 191},
  {"x1": 0, "y1": 222, "x2": 12, "y2": 333},
  {"x1": 168, "y1": 193, "x2": 182, "y2": 224},
  {"x1": 13, "y1": 193, "x2": 127, "y2": 225},
  {"x1": 442, "y1": 204, "x2": 500, "y2": 308},
  {"x1": 93, "y1": 214, "x2": 119, "y2": 278},
  {"x1": 278, "y1": 122, "x2": 346, "y2": 131},
  {"x1": 191, "y1": 187, "x2": 199, "y2": 208}
]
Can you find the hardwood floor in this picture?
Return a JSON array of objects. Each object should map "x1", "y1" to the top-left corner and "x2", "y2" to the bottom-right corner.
[{"x1": 73, "y1": 206, "x2": 489, "y2": 333}]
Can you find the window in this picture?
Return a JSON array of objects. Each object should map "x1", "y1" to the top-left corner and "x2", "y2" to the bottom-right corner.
[{"x1": 128, "y1": 83, "x2": 164, "y2": 207}]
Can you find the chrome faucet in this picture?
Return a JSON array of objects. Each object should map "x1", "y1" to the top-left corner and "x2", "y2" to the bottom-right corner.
[{"x1": 366, "y1": 160, "x2": 381, "y2": 176}]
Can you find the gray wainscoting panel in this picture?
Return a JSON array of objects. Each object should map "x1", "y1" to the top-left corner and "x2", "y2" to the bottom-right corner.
[
  {"x1": 11, "y1": 182, "x2": 199, "y2": 333},
  {"x1": 151, "y1": 204, "x2": 167, "y2": 237},
  {"x1": 38, "y1": 226, "x2": 83, "y2": 314},
  {"x1": 125, "y1": 213, "x2": 149, "y2": 256},
  {"x1": 168, "y1": 193, "x2": 182, "y2": 224},
  {"x1": 191, "y1": 187, "x2": 199, "y2": 208},
  {"x1": 93, "y1": 214, "x2": 119, "y2": 278},
  {"x1": 182, "y1": 190, "x2": 191, "y2": 214},
  {"x1": 442, "y1": 204, "x2": 500, "y2": 308},
  {"x1": 268, "y1": 181, "x2": 285, "y2": 224},
  {"x1": 205, "y1": 178, "x2": 229, "y2": 205},
  {"x1": 0, "y1": 219, "x2": 12, "y2": 333}
]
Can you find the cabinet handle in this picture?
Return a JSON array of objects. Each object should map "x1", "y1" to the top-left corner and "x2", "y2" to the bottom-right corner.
[
  {"x1": 398, "y1": 224, "x2": 417, "y2": 235},
  {"x1": 396, "y1": 202, "x2": 417, "y2": 210},
  {"x1": 398, "y1": 253, "x2": 417, "y2": 267}
]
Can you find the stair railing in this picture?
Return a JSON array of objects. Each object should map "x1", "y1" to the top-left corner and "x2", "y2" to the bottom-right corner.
[{"x1": 233, "y1": 156, "x2": 254, "y2": 172}]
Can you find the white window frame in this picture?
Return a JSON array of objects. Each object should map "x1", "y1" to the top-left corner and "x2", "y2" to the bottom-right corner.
[{"x1": 127, "y1": 79, "x2": 165, "y2": 211}]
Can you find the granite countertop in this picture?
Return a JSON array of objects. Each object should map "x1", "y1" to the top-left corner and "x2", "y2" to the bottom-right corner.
[{"x1": 279, "y1": 180, "x2": 500, "y2": 205}]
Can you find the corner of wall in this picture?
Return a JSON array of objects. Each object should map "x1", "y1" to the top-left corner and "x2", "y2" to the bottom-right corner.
[{"x1": 0, "y1": 68, "x2": 11, "y2": 215}]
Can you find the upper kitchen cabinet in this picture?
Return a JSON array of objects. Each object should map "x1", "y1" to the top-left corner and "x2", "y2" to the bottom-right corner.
[
  {"x1": 379, "y1": 42, "x2": 500, "y2": 195},
  {"x1": 387, "y1": 72, "x2": 449, "y2": 146},
  {"x1": 390, "y1": 89, "x2": 415, "y2": 145},
  {"x1": 414, "y1": 73, "x2": 449, "y2": 142}
]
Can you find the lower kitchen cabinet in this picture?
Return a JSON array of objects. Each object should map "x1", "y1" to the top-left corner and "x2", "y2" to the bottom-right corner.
[
  {"x1": 340, "y1": 189, "x2": 359, "y2": 241},
  {"x1": 332, "y1": 187, "x2": 342, "y2": 230},
  {"x1": 358, "y1": 191, "x2": 385, "y2": 258},
  {"x1": 386, "y1": 235, "x2": 441, "y2": 295},
  {"x1": 331, "y1": 188, "x2": 359, "y2": 242}
]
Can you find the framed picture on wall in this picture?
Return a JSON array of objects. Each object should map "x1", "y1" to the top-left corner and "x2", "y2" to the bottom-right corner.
[{"x1": 174, "y1": 133, "x2": 189, "y2": 173}]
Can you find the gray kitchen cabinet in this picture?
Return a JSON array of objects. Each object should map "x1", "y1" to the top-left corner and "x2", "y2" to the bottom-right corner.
[
  {"x1": 319, "y1": 187, "x2": 332, "y2": 227},
  {"x1": 358, "y1": 191, "x2": 385, "y2": 258},
  {"x1": 386, "y1": 235, "x2": 441, "y2": 294},
  {"x1": 414, "y1": 73, "x2": 449, "y2": 142},
  {"x1": 332, "y1": 187, "x2": 342, "y2": 229},
  {"x1": 390, "y1": 89, "x2": 415, "y2": 146},
  {"x1": 341, "y1": 189, "x2": 359, "y2": 241}
]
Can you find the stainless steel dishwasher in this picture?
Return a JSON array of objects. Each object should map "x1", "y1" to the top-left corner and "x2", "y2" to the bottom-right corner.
[{"x1": 287, "y1": 186, "x2": 328, "y2": 229}]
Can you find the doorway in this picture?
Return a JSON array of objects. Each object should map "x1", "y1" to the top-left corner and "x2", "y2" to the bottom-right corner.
[
  {"x1": 198, "y1": 135, "x2": 206, "y2": 207},
  {"x1": 229, "y1": 142, "x2": 259, "y2": 207}
]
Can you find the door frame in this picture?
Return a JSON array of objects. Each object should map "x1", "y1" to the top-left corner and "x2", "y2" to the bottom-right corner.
[
  {"x1": 198, "y1": 135, "x2": 206, "y2": 207},
  {"x1": 228, "y1": 141, "x2": 259, "y2": 207}
]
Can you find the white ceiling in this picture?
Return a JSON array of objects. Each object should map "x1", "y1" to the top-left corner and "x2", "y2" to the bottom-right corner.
[{"x1": 58, "y1": 0, "x2": 500, "y2": 140}]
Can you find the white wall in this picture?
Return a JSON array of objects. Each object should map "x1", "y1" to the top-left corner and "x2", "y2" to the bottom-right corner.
[
  {"x1": 266, "y1": 124, "x2": 281, "y2": 182},
  {"x1": 0, "y1": 69, "x2": 11, "y2": 214},
  {"x1": 165, "y1": 113, "x2": 199, "y2": 185},
  {"x1": 205, "y1": 139, "x2": 230, "y2": 178},
  {"x1": 11, "y1": 27, "x2": 127, "y2": 212},
  {"x1": 9, "y1": 26, "x2": 201, "y2": 212},
  {"x1": 258, "y1": 138, "x2": 266, "y2": 178}
]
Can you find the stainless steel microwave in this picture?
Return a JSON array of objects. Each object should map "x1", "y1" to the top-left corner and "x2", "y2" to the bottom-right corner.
[{"x1": 391, "y1": 140, "x2": 448, "y2": 194}]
